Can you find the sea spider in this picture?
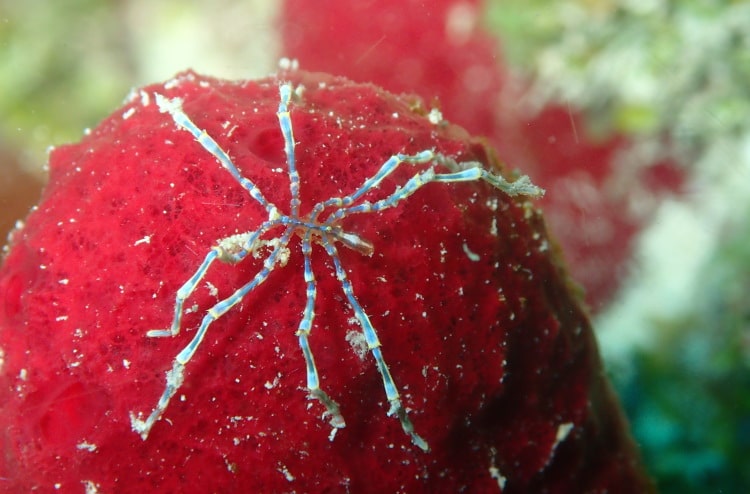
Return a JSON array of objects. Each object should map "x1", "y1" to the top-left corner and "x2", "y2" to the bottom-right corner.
[{"x1": 130, "y1": 81, "x2": 543, "y2": 451}]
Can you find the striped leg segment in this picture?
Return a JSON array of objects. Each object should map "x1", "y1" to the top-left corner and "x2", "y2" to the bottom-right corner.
[
  {"x1": 432, "y1": 165, "x2": 544, "y2": 198},
  {"x1": 325, "y1": 167, "x2": 437, "y2": 224},
  {"x1": 310, "y1": 150, "x2": 435, "y2": 222},
  {"x1": 321, "y1": 235, "x2": 429, "y2": 451},
  {"x1": 297, "y1": 230, "x2": 345, "y2": 428},
  {"x1": 327, "y1": 163, "x2": 543, "y2": 225},
  {"x1": 132, "y1": 227, "x2": 294, "y2": 439},
  {"x1": 146, "y1": 249, "x2": 220, "y2": 339},
  {"x1": 277, "y1": 83, "x2": 301, "y2": 217},
  {"x1": 147, "y1": 220, "x2": 280, "y2": 339},
  {"x1": 155, "y1": 93, "x2": 278, "y2": 215}
]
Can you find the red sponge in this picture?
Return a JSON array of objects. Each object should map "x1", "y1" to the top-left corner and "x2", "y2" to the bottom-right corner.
[{"x1": 0, "y1": 70, "x2": 651, "y2": 493}]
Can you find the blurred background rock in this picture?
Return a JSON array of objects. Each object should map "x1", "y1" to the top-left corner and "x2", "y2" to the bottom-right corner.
[
  {"x1": 2, "y1": 1, "x2": 748, "y2": 491},
  {"x1": 492, "y1": 1, "x2": 750, "y2": 491},
  {"x1": 0, "y1": 0, "x2": 278, "y2": 239}
]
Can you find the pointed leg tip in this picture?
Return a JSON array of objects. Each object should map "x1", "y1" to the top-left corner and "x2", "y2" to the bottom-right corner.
[
  {"x1": 146, "y1": 328, "x2": 172, "y2": 338},
  {"x1": 411, "y1": 433, "x2": 430, "y2": 452},
  {"x1": 129, "y1": 412, "x2": 151, "y2": 441},
  {"x1": 309, "y1": 388, "x2": 346, "y2": 429}
]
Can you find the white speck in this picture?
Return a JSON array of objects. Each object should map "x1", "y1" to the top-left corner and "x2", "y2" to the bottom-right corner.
[
  {"x1": 76, "y1": 441, "x2": 97, "y2": 452},
  {"x1": 490, "y1": 217, "x2": 498, "y2": 236},
  {"x1": 122, "y1": 107, "x2": 136, "y2": 120},
  {"x1": 205, "y1": 281, "x2": 219, "y2": 298},
  {"x1": 328, "y1": 427, "x2": 338, "y2": 442},
  {"x1": 345, "y1": 330, "x2": 368, "y2": 360},
  {"x1": 439, "y1": 242, "x2": 448, "y2": 263},
  {"x1": 264, "y1": 374, "x2": 280, "y2": 389},
  {"x1": 278, "y1": 463, "x2": 295, "y2": 482},
  {"x1": 489, "y1": 466, "x2": 507, "y2": 490},
  {"x1": 81, "y1": 480, "x2": 100, "y2": 494},
  {"x1": 278, "y1": 57, "x2": 299, "y2": 71},
  {"x1": 163, "y1": 78, "x2": 180, "y2": 90},
  {"x1": 462, "y1": 242, "x2": 481, "y2": 261},
  {"x1": 19, "y1": 368, "x2": 28, "y2": 381},
  {"x1": 294, "y1": 84, "x2": 306, "y2": 99},
  {"x1": 155, "y1": 93, "x2": 183, "y2": 115},
  {"x1": 133, "y1": 235, "x2": 152, "y2": 246},
  {"x1": 55, "y1": 315, "x2": 68, "y2": 322},
  {"x1": 225, "y1": 456, "x2": 238, "y2": 473},
  {"x1": 544, "y1": 422, "x2": 575, "y2": 468},
  {"x1": 428, "y1": 108, "x2": 443, "y2": 124},
  {"x1": 0, "y1": 347, "x2": 4, "y2": 373},
  {"x1": 139, "y1": 90, "x2": 150, "y2": 107},
  {"x1": 391, "y1": 112, "x2": 399, "y2": 119},
  {"x1": 54, "y1": 483, "x2": 61, "y2": 489},
  {"x1": 58, "y1": 278, "x2": 69, "y2": 285},
  {"x1": 488, "y1": 446, "x2": 507, "y2": 490},
  {"x1": 556, "y1": 422, "x2": 574, "y2": 443},
  {"x1": 122, "y1": 359, "x2": 131, "y2": 369}
]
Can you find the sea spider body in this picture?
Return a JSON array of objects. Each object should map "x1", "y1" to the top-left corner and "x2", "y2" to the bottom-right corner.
[{"x1": 129, "y1": 79, "x2": 542, "y2": 451}]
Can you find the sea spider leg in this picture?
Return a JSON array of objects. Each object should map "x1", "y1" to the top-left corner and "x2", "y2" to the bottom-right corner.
[
  {"x1": 147, "y1": 219, "x2": 282, "y2": 338},
  {"x1": 277, "y1": 83, "x2": 346, "y2": 427},
  {"x1": 155, "y1": 93, "x2": 279, "y2": 216},
  {"x1": 319, "y1": 233, "x2": 430, "y2": 451},
  {"x1": 297, "y1": 229, "x2": 346, "y2": 428},
  {"x1": 146, "y1": 249, "x2": 221, "y2": 339},
  {"x1": 431, "y1": 163, "x2": 545, "y2": 198},
  {"x1": 305, "y1": 151, "x2": 436, "y2": 258},
  {"x1": 326, "y1": 162, "x2": 543, "y2": 225},
  {"x1": 277, "y1": 83, "x2": 301, "y2": 217},
  {"x1": 309, "y1": 150, "x2": 435, "y2": 222},
  {"x1": 132, "y1": 226, "x2": 295, "y2": 439}
]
